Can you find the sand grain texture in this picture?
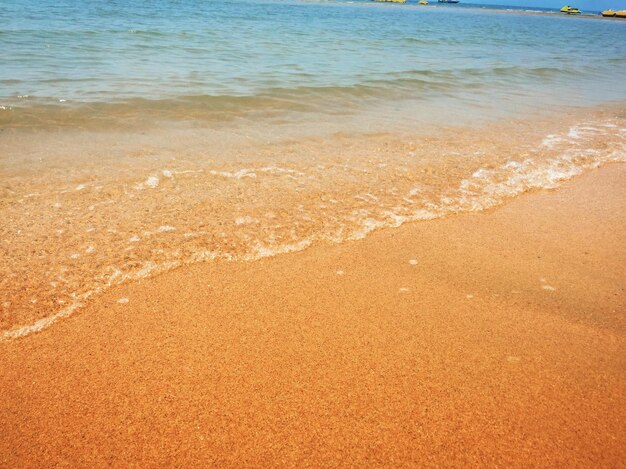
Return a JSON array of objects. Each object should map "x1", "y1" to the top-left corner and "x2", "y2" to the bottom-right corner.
[{"x1": 1, "y1": 165, "x2": 625, "y2": 467}]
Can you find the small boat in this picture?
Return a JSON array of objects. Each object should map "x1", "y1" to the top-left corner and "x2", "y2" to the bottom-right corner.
[
  {"x1": 601, "y1": 9, "x2": 616, "y2": 17},
  {"x1": 616, "y1": 10, "x2": 626, "y2": 18},
  {"x1": 560, "y1": 5, "x2": 581, "y2": 14},
  {"x1": 373, "y1": 0, "x2": 407, "y2": 3},
  {"x1": 438, "y1": 0, "x2": 460, "y2": 3},
  {"x1": 419, "y1": 1, "x2": 428, "y2": 4}
]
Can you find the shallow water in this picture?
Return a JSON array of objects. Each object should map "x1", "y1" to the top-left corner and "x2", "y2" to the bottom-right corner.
[
  {"x1": 1, "y1": 0, "x2": 626, "y2": 338},
  {"x1": 2, "y1": 0, "x2": 626, "y2": 129}
]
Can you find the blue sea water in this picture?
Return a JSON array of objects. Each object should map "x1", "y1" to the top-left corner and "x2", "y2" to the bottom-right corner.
[{"x1": 1, "y1": 0, "x2": 626, "y2": 128}]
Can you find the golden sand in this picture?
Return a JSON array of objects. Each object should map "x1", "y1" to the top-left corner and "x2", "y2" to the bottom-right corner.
[{"x1": 0, "y1": 164, "x2": 624, "y2": 466}]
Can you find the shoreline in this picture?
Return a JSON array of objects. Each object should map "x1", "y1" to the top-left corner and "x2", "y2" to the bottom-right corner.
[
  {"x1": 3, "y1": 139, "x2": 624, "y2": 342},
  {"x1": 1, "y1": 163, "x2": 624, "y2": 466},
  {"x1": 2, "y1": 103, "x2": 625, "y2": 337}
]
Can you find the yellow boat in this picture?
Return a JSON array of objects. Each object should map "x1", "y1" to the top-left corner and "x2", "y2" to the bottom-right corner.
[
  {"x1": 560, "y1": 5, "x2": 581, "y2": 14},
  {"x1": 616, "y1": 10, "x2": 626, "y2": 18},
  {"x1": 419, "y1": 0, "x2": 428, "y2": 4},
  {"x1": 373, "y1": 0, "x2": 407, "y2": 3},
  {"x1": 601, "y1": 9, "x2": 616, "y2": 17}
]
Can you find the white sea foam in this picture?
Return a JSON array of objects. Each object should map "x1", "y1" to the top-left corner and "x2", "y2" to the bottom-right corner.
[
  {"x1": 188, "y1": 249, "x2": 232, "y2": 263},
  {"x1": 209, "y1": 169, "x2": 257, "y2": 179},
  {"x1": 348, "y1": 217, "x2": 388, "y2": 240},
  {"x1": 1, "y1": 298, "x2": 86, "y2": 341},
  {"x1": 1, "y1": 257, "x2": 190, "y2": 341},
  {"x1": 208, "y1": 166, "x2": 304, "y2": 180},
  {"x1": 259, "y1": 166, "x2": 304, "y2": 176},
  {"x1": 245, "y1": 239, "x2": 313, "y2": 260},
  {"x1": 355, "y1": 193, "x2": 380, "y2": 203},
  {"x1": 408, "y1": 186, "x2": 423, "y2": 197},
  {"x1": 4, "y1": 124, "x2": 625, "y2": 343},
  {"x1": 145, "y1": 176, "x2": 160, "y2": 188},
  {"x1": 567, "y1": 128, "x2": 581, "y2": 139},
  {"x1": 235, "y1": 216, "x2": 256, "y2": 225},
  {"x1": 541, "y1": 135, "x2": 561, "y2": 148}
]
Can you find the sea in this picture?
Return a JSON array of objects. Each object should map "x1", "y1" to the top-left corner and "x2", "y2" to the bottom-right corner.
[{"x1": 1, "y1": 0, "x2": 625, "y2": 339}]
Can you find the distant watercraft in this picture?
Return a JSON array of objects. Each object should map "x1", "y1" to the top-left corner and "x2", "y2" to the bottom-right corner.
[
  {"x1": 616, "y1": 10, "x2": 626, "y2": 18},
  {"x1": 419, "y1": 1, "x2": 429, "y2": 4},
  {"x1": 560, "y1": 5, "x2": 581, "y2": 14},
  {"x1": 601, "y1": 10, "x2": 616, "y2": 17},
  {"x1": 373, "y1": 0, "x2": 407, "y2": 3},
  {"x1": 438, "y1": 0, "x2": 460, "y2": 3}
]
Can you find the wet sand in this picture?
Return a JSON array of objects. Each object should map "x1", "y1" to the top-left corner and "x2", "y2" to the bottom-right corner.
[{"x1": 1, "y1": 164, "x2": 625, "y2": 467}]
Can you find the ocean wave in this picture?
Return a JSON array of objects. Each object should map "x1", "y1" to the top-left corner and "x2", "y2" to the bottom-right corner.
[
  {"x1": 0, "y1": 63, "x2": 596, "y2": 130},
  {"x1": 2, "y1": 119, "x2": 624, "y2": 342}
]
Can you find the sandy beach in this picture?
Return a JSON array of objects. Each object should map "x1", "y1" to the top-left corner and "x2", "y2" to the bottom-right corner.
[
  {"x1": 1, "y1": 163, "x2": 624, "y2": 467},
  {"x1": 2, "y1": 1, "x2": 626, "y2": 466}
]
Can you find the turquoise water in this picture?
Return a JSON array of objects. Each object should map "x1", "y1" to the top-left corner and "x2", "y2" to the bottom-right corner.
[{"x1": 2, "y1": 0, "x2": 626, "y2": 128}]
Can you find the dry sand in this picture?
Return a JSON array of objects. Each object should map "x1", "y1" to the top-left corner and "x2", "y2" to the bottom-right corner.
[{"x1": 1, "y1": 164, "x2": 625, "y2": 467}]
